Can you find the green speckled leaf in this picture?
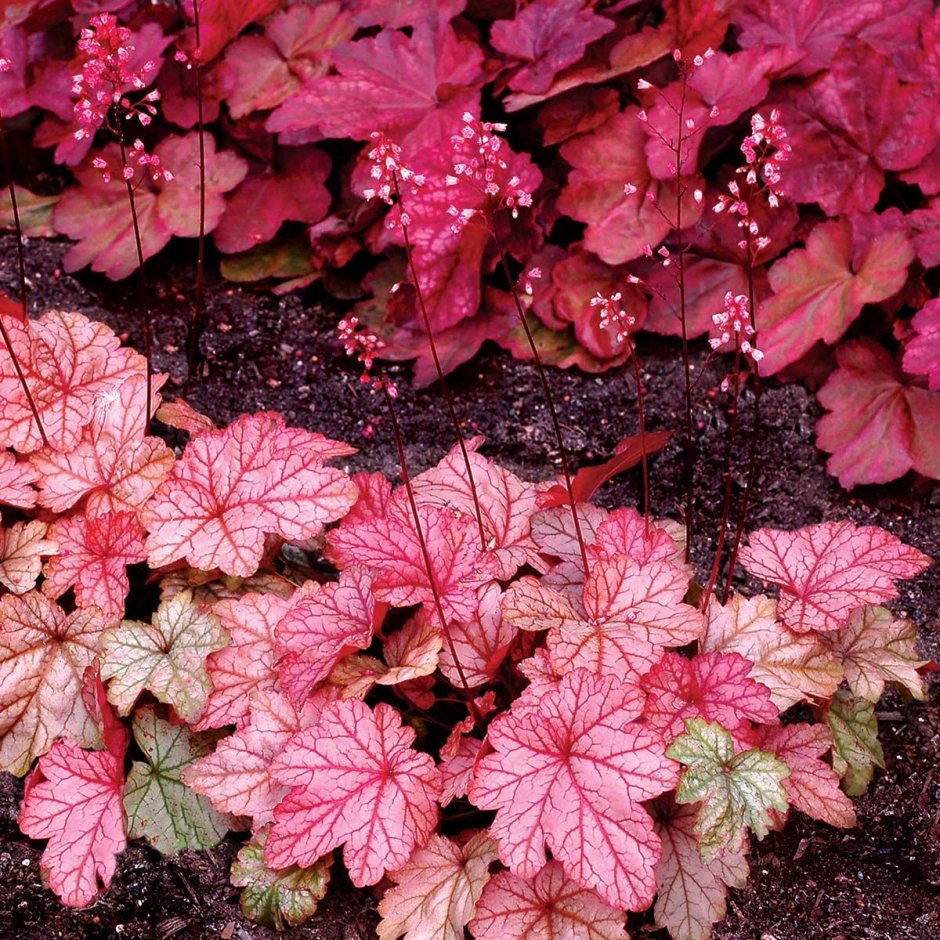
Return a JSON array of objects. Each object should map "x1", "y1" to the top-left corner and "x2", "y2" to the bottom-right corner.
[{"x1": 825, "y1": 690, "x2": 885, "y2": 796}]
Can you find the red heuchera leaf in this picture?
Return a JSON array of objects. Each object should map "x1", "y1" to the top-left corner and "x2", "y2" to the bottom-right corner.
[
  {"x1": 266, "y1": 698, "x2": 442, "y2": 886},
  {"x1": 0, "y1": 451, "x2": 37, "y2": 508},
  {"x1": 490, "y1": 0, "x2": 614, "y2": 96},
  {"x1": 276, "y1": 567, "x2": 376, "y2": 706},
  {"x1": 757, "y1": 724, "x2": 857, "y2": 828},
  {"x1": 739, "y1": 521, "x2": 931, "y2": 634},
  {"x1": 781, "y1": 45, "x2": 937, "y2": 215},
  {"x1": 469, "y1": 670, "x2": 679, "y2": 911},
  {"x1": 376, "y1": 832, "x2": 498, "y2": 940},
  {"x1": 222, "y1": 1, "x2": 355, "y2": 119},
  {"x1": 180, "y1": 0, "x2": 281, "y2": 63},
  {"x1": 18, "y1": 735, "x2": 127, "y2": 908},
  {"x1": 0, "y1": 592, "x2": 110, "y2": 775},
  {"x1": 816, "y1": 339, "x2": 940, "y2": 487},
  {"x1": 42, "y1": 512, "x2": 145, "y2": 616},
  {"x1": 214, "y1": 146, "x2": 332, "y2": 254},
  {"x1": 327, "y1": 496, "x2": 497, "y2": 624},
  {"x1": 0, "y1": 310, "x2": 148, "y2": 454},
  {"x1": 469, "y1": 861, "x2": 629, "y2": 940},
  {"x1": 195, "y1": 590, "x2": 296, "y2": 730},
  {"x1": 184, "y1": 687, "x2": 327, "y2": 827},
  {"x1": 558, "y1": 106, "x2": 702, "y2": 265},
  {"x1": 31, "y1": 373, "x2": 174, "y2": 516},
  {"x1": 144, "y1": 412, "x2": 357, "y2": 577},
  {"x1": 758, "y1": 219, "x2": 914, "y2": 374},
  {"x1": 267, "y1": 13, "x2": 484, "y2": 152},
  {"x1": 903, "y1": 299, "x2": 940, "y2": 392},
  {"x1": 54, "y1": 133, "x2": 248, "y2": 280},
  {"x1": 641, "y1": 652, "x2": 778, "y2": 743},
  {"x1": 702, "y1": 595, "x2": 842, "y2": 711},
  {"x1": 411, "y1": 438, "x2": 540, "y2": 579},
  {"x1": 0, "y1": 520, "x2": 55, "y2": 594},
  {"x1": 652, "y1": 796, "x2": 749, "y2": 940}
]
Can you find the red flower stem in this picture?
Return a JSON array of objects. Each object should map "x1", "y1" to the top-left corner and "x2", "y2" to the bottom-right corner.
[
  {"x1": 488, "y1": 210, "x2": 590, "y2": 577},
  {"x1": 184, "y1": 0, "x2": 207, "y2": 391},
  {"x1": 701, "y1": 339, "x2": 742, "y2": 611},
  {"x1": 117, "y1": 127, "x2": 153, "y2": 434},
  {"x1": 0, "y1": 111, "x2": 49, "y2": 447},
  {"x1": 380, "y1": 380, "x2": 481, "y2": 725},
  {"x1": 392, "y1": 173, "x2": 488, "y2": 551},
  {"x1": 627, "y1": 338, "x2": 651, "y2": 528}
]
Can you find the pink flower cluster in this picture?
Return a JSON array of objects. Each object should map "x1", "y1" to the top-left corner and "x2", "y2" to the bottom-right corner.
[
  {"x1": 446, "y1": 112, "x2": 532, "y2": 232},
  {"x1": 363, "y1": 132, "x2": 425, "y2": 228},
  {"x1": 590, "y1": 291, "x2": 636, "y2": 344},
  {"x1": 91, "y1": 139, "x2": 173, "y2": 185},
  {"x1": 338, "y1": 316, "x2": 398, "y2": 397},
  {"x1": 710, "y1": 290, "x2": 762, "y2": 363}
]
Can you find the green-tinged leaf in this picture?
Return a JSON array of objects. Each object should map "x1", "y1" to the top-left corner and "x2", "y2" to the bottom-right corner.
[
  {"x1": 668, "y1": 719, "x2": 790, "y2": 861},
  {"x1": 101, "y1": 590, "x2": 230, "y2": 722},
  {"x1": 123, "y1": 704, "x2": 232, "y2": 854},
  {"x1": 0, "y1": 185, "x2": 58, "y2": 237},
  {"x1": 219, "y1": 234, "x2": 317, "y2": 286},
  {"x1": 825, "y1": 690, "x2": 884, "y2": 796},
  {"x1": 231, "y1": 827, "x2": 332, "y2": 930}
]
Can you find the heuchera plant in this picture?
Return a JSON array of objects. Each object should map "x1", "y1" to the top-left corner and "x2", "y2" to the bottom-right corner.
[
  {"x1": 0, "y1": 3, "x2": 936, "y2": 939},
  {"x1": 2, "y1": 0, "x2": 938, "y2": 488}
]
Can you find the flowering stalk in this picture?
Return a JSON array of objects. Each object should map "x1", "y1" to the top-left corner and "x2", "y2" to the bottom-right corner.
[
  {"x1": 338, "y1": 316, "x2": 481, "y2": 724},
  {"x1": 364, "y1": 132, "x2": 488, "y2": 551}
]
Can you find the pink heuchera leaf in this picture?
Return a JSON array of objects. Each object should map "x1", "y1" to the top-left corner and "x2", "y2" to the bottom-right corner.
[
  {"x1": 266, "y1": 14, "x2": 484, "y2": 152},
  {"x1": 0, "y1": 519, "x2": 55, "y2": 594},
  {"x1": 591, "y1": 507, "x2": 687, "y2": 569},
  {"x1": 702, "y1": 594, "x2": 842, "y2": 710},
  {"x1": 180, "y1": 0, "x2": 281, "y2": 63},
  {"x1": 557, "y1": 106, "x2": 703, "y2": 265},
  {"x1": 642, "y1": 652, "x2": 778, "y2": 743},
  {"x1": 816, "y1": 339, "x2": 940, "y2": 487},
  {"x1": 184, "y1": 687, "x2": 327, "y2": 827},
  {"x1": 18, "y1": 735, "x2": 127, "y2": 908},
  {"x1": 214, "y1": 146, "x2": 332, "y2": 254},
  {"x1": 830, "y1": 606, "x2": 926, "y2": 702},
  {"x1": 0, "y1": 592, "x2": 110, "y2": 775},
  {"x1": 0, "y1": 310, "x2": 148, "y2": 454},
  {"x1": 652, "y1": 796, "x2": 749, "y2": 940},
  {"x1": 382, "y1": 612, "x2": 443, "y2": 683},
  {"x1": 468, "y1": 670, "x2": 679, "y2": 912},
  {"x1": 758, "y1": 724, "x2": 857, "y2": 828},
  {"x1": 266, "y1": 698, "x2": 442, "y2": 886},
  {"x1": 904, "y1": 299, "x2": 940, "y2": 392},
  {"x1": 376, "y1": 832, "x2": 498, "y2": 940},
  {"x1": 490, "y1": 0, "x2": 614, "y2": 96},
  {"x1": 144, "y1": 412, "x2": 357, "y2": 577},
  {"x1": 54, "y1": 133, "x2": 248, "y2": 280},
  {"x1": 31, "y1": 373, "x2": 174, "y2": 517},
  {"x1": 42, "y1": 512, "x2": 145, "y2": 617},
  {"x1": 276, "y1": 567, "x2": 376, "y2": 706},
  {"x1": 195, "y1": 589, "x2": 296, "y2": 730},
  {"x1": 440, "y1": 735, "x2": 482, "y2": 808},
  {"x1": 0, "y1": 451, "x2": 37, "y2": 507},
  {"x1": 327, "y1": 495, "x2": 497, "y2": 624},
  {"x1": 758, "y1": 219, "x2": 914, "y2": 374},
  {"x1": 739, "y1": 521, "x2": 931, "y2": 634},
  {"x1": 411, "y1": 438, "x2": 540, "y2": 579},
  {"x1": 470, "y1": 861, "x2": 629, "y2": 940}
]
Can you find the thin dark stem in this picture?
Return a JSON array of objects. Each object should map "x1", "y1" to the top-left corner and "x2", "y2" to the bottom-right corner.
[
  {"x1": 489, "y1": 211, "x2": 590, "y2": 576},
  {"x1": 184, "y1": 0, "x2": 207, "y2": 390},
  {"x1": 627, "y1": 339, "x2": 651, "y2": 528},
  {"x1": 117, "y1": 128, "x2": 153, "y2": 434},
  {"x1": 0, "y1": 110, "x2": 48, "y2": 447},
  {"x1": 392, "y1": 175, "x2": 487, "y2": 551},
  {"x1": 380, "y1": 381, "x2": 481, "y2": 725}
]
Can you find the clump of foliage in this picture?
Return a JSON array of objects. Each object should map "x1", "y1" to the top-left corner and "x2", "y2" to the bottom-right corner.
[{"x1": 2, "y1": 0, "x2": 938, "y2": 488}]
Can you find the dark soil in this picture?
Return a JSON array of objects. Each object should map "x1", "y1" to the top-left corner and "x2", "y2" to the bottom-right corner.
[{"x1": 1, "y1": 234, "x2": 938, "y2": 939}]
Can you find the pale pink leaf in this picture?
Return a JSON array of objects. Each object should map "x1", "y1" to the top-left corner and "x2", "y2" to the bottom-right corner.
[
  {"x1": 0, "y1": 519, "x2": 55, "y2": 594},
  {"x1": 377, "y1": 832, "x2": 498, "y2": 940},
  {"x1": 469, "y1": 860, "x2": 629, "y2": 940},
  {"x1": 739, "y1": 522, "x2": 931, "y2": 633},
  {"x1": 469, "y1": 670, "x2": 678, "y2": 911},
  {"x1": 144, "y1": 412, "x2": 357, "y2": 577},
  {"x1": 381, "y1": 612, "x2": 443, "y2": 685},
  {"x1": 18, "y1": 737, "x2": 127, "y2": 908},
  {"x1": 267, "y1": 699, "x2": 441, "y2": 886},
  {"x1": 100, "y1": 590, "x2": 229, "y2": 722},
  {"x1": 0, "y1": 592, "x2": 110, "y2": 775},
  {"x1": 42, "y1": 512, "x2": 145, "y2": 617},
  {"x1": 0, "y1": 450, "x2": 37, "y2": 507},
  {"x1": 440, "y1": 735, "x2": 482, "y2": 808}
]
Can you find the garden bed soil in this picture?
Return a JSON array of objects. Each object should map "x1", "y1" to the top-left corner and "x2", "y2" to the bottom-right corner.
[{"x1": 0, "y1": 234, "x2": 938, "y2": 939}]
